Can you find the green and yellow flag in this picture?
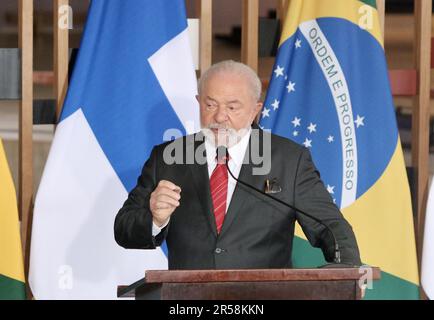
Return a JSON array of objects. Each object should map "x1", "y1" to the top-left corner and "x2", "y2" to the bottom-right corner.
[
  {"x1": 0, "y1": 138, "x2": 25, "y2": 299},
  {"x1": 260, "y1": 0, "x2": 419, "y2": 299}
]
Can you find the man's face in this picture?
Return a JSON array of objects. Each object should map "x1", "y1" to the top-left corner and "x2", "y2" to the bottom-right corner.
[{"x1": 197, "y1": 72, "x2": 263, "y2": 147}]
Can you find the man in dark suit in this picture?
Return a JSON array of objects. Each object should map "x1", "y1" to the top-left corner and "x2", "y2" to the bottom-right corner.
[{"x1": 114, "y1": 60, "x2": 361, "y2": 269}]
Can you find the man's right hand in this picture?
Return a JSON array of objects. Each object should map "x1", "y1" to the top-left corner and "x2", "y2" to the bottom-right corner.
[{"x1": 150, "y1": 180, "x2": 181, "y2": 227}]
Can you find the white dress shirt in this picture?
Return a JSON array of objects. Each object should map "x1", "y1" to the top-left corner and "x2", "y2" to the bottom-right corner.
[
  {"x1": 152, "y1": 129, "x2": 252, "y2": 235},
  {"x1": 204, "y1": 128, "x2": 251, "y2": 212}
]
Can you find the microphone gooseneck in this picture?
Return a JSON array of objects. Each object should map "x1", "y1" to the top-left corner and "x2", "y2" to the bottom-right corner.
[{"x1": 216, "y1": 146, "x2": 343, "y2": 265}]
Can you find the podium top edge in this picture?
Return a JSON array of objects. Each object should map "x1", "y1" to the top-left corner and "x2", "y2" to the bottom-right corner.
[{"x1": 141, "y1": 267, "x2": 381, "y2": 283}]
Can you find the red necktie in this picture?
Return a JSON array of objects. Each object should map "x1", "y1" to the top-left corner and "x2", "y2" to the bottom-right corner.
[{"x1": 210, "y1": 157, "x2": 228, "y2": 234}]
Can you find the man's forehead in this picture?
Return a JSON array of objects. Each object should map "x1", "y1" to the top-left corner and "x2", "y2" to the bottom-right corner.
[
  {"x1": 202, "y1": 76, "x2": 250, "y2": 96},
  {"x1": 205, "y1": 96, "x2": 242, "y2": 104}
]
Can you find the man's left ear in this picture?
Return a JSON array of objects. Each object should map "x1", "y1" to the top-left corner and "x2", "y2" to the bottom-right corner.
[
  {"x1": 252, "y1": 102, "x2": 263, "y2": 123},
  {"x1": 254, "y1": 102, "x2": 263, "y2": 117}
]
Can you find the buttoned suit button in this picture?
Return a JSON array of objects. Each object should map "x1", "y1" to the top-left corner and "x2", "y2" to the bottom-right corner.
[{"x1": 214, "y1": 248, "x2": 223, "y2": 254}]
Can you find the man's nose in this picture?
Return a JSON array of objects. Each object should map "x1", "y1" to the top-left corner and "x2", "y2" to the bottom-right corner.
[{"x1": 214, "y1": 106, "x2": 228, "y2": 123}]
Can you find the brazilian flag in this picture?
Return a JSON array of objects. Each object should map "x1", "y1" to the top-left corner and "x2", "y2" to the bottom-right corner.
[
  {"x1": 260, "y1": 0, "x2": 419, "y2": 299},
  {"x1": 0, "y1": 138, "x2": 26, "y2": 299}
]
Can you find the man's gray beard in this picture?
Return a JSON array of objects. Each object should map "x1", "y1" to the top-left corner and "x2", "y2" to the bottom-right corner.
[{"x1": 201, "y1": 125, "x2": 250, "y2": 148}]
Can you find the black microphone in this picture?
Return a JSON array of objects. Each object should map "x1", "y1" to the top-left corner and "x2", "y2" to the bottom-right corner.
[{"x1": 216, "y1": 146, "x2": 350, "y2": 267}]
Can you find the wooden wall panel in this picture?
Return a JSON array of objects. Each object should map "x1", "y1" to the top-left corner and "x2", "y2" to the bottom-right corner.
[
  {"x1": 198, "y1": 0, "x2": 212, "y2": 75},
  {"x1": 241, "y1": 0, "x2": 259, "y2": 72}
]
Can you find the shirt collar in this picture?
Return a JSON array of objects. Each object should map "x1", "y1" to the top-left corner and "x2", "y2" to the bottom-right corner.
[
  {"x1": 227, "y1": 128, "x2": 251, "y2": 166},
  {"x1": 204, "y1": 128, "x2": 252, "y2": 166}
]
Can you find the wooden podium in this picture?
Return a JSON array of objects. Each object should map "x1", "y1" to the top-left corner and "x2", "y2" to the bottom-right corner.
[{"x1": 118, "y1": 267, "x2": 381, "y2": 300}]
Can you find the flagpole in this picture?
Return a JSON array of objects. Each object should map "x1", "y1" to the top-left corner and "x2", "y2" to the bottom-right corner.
[
  {"x1": 18, "y1": 0, "x2": 34, "y2": 299},
  {"x1": 277, "y1": 0, "x2": 289, "y2": 31},
  {"x1": 376, "y1": 0, "x2": 385, "y2": 38},
  {"x1": 54, "y1": 0, "x2": 70, "y2": 121}
]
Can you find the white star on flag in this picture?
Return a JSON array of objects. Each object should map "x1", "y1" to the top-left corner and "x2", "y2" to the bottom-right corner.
[
  {"x1": 293, "y1": 131, "x2": 299, "y2": 137},
  {"x1": 286, "y1": 81, "x2": 296, "y2": 93},
  {"x1": 307, "y1": 123, "x2": 317, "y2": 133},
  {"x1": 327, "y1": 185, "x2": 335, "y2": 194},
  {"x1": 327, "y1": 135, "x2": 334, "y2": 143},
  {"x1": 292, "y1": 117, "x2": 301, "y2": 127},
  {"x1": 303, "y1": 138, "x2": 312, "y2": 148},
  {"x1": 271, "y1": 99, "x2": 280, "y2": 111},
  {"x1": 274, "y1": 65, "x2": 284, "y2": 78},
  {"x1": 295, "y1": 39, "x2": 302, "y2": 49},
  {"x1": 262, "y1": 107, "x2": 270, "y2": 118},
  {"x1": 354, "y1": 115, "x2": 365, "y2": 128}
]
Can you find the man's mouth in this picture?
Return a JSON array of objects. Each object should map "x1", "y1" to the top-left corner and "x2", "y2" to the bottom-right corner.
[{"x1": 211, "y1": 128, "x2": 228, "y2": 134}]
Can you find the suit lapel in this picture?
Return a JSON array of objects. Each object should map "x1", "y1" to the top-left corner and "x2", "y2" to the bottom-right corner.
[{"x1": 188, "y1": 132, "x2": 218, "y2": 237}]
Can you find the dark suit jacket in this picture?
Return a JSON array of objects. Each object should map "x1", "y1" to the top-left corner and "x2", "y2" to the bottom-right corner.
[{"x1": 114, "y1": 126, "x2": 362, "y2": 269}]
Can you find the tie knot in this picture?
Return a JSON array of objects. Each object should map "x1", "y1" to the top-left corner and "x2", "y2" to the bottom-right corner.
[
  {"x1": 216, "y1": 146, "x2": 229, "y2": 164},
  {"x1": 216, "y1": 154, "x2": 229, "y2": 165}
]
